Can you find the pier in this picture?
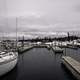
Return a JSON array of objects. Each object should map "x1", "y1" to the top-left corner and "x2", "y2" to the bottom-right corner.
[
  {"x1": 62, "y1": 56, "x2": 80, "y2": 80},
  {"x1": 18, "y1": 45, "x2": 33, "y2": 53}
]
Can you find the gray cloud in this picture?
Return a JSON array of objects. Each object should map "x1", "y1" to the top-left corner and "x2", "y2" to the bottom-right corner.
[
  {"x1": 0, "y1": 0, "x2": 80, "y2": 32},
  {"x1": 75, "y1": 4, "x2": 80, "y2": 12}
]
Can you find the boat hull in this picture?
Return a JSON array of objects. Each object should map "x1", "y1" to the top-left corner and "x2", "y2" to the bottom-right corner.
[
  {"x1": 0, "y1": 57, "x2": 18, "y2": 76},
  {"x1": 52, "y1": 47, "x2": 63, "y2": 53}
]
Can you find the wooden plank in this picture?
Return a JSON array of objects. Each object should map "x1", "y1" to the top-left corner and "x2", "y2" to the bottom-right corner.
[{"x1": 62, "y1": 56, "x2": 80, "y2": 80}]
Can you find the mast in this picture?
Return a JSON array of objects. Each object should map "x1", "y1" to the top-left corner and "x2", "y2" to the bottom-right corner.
[
  {"x1": 67, "y1": 32, "x2": 70, "y2": 41},
  {"x1": 16, "y1": 17, "x2": 18, "y2": 51}
]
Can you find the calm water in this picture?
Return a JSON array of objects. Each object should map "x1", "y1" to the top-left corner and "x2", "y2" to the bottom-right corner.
[{"x1": 0, "y1": 47, "x2": 79, "y2": 80}]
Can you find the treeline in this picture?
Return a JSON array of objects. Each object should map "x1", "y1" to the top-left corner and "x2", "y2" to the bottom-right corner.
[{"x1": 19, "y1": 35, "x2": 80, "y2": 42}]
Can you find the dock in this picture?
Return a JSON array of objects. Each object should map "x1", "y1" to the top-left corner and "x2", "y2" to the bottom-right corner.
[
  {"x1": 34, "y1": 44, "x2": 47, "y2": 48},
  {"x1": 18, "y1": 46, "x2": 33, "y2": 53},
  {"x1": 62, "y1": 56, "x2": 80, "y2": 80},
  {"x1": 67, "y1": 45, "x2": 78, "y2": 50}
]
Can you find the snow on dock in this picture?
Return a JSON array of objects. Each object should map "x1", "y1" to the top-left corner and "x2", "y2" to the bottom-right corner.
[{"x1": 62, "y1": 56, "x2": 80, "y2": 80}]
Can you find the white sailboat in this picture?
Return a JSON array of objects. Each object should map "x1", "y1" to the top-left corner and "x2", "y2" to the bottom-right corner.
[
  {"x1": 52, "y1": 40, "x2": 63, "y2": 53},
  {"x1": 0, "y1": 51, "x2": 18, "y2": 76},
  {"x1": 0, "y1": 17, "x2": 18, "y2": 76},
  {"x1": 0, "y1": 0, "x2": 18, "y2": 76},
  {"x1": 52, "y1": 46, "x2": 63, "y2": 53},
  {"x1": 0, "y1": 19, "x2": 18, "y2": 76}
]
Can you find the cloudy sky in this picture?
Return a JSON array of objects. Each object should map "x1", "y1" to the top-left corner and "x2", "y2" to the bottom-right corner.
[{"x1": 0, "y1": 0, "x2": 80, "y2": 32}]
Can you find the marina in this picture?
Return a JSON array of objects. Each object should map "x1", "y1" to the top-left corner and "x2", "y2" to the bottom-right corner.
[
  {"x1": 0, "y1": 42, "x2": 80, "y2": 80},
  {"x1": 0, "y1": 0, "x2": 80, "y2": 80}
]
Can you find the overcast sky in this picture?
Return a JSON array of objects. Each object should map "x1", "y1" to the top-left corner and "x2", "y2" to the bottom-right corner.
[{"x1": 0, "y1": 0, "x2": 80, "y2": 32}]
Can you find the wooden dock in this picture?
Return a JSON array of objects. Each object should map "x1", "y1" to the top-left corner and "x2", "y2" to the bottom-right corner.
[
  {"x1": 67, "y1": 45, "x2": 78, "y2": 50},
  {"x1": 62, "y1": 56, "x2": 80, "y2": 80},
  {"x1": 34, "y1": 45, "x2": 47, "y2": 48},
  {"x1": 18, "y1": 46, "x2": 33, "y2": 53}
]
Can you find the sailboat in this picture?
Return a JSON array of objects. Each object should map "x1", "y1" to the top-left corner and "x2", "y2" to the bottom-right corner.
[
  {"x1": 0, "y1": 17, "x2": 18, "y2": 76},
  {"x1": 52, "y1": 41, "x2": 63, "y2": 53},
  {"x1": 0, "y1": 51, "x2": 18, "y2": 76},
  {"x1": 52, "y1": 46, "x2": 63, "y2": 53}
]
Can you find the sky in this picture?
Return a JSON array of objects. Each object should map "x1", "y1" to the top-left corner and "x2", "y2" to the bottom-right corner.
[{"x1": 0, "y1": 0, "x2": 80, "y2": 33}]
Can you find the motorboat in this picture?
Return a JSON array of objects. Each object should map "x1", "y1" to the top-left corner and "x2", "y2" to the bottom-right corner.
[{"x1": 52, "y1": 46, "x2": 63, "y2": 53}]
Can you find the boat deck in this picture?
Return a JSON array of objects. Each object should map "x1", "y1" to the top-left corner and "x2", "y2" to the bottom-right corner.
[{"x1": 52, "y1": 47, "x2": 63, "y2": 53}]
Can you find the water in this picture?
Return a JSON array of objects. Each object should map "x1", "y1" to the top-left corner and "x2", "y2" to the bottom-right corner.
[{"x1": 0, "y1": 48, "x2": 79, "y2": 80}]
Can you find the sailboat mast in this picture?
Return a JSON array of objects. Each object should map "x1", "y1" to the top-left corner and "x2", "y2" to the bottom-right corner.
[{"x1": 16, "y1": 17, "x2": 18, "y2": 50}]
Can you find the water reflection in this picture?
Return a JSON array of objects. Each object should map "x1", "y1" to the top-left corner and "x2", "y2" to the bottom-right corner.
[
  {"x1": 61, "y1": 64, "x2": 76, "y2": 80},
  {"x1": 0, "y1": 65, "x2": 18, "y2": 80}
]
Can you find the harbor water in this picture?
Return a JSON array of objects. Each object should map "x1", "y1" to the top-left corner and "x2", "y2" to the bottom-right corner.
[{"x1": 0, "y1": 47, "x2": 79, "y2": 80}]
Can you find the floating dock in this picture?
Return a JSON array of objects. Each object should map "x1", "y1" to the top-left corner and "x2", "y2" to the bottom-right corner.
[
  {"x1": 34, "y1": 45, "x2": 47, "y2": 48},
  {"x1": 67, "y1": 45, "x2": 78, "y2": 50},
  {"x1": 18, "y1": 46, "x2": 33, "y2": 53},
  {"x1": 62, "y1": 56, "x2": 80, "y2": 80}
]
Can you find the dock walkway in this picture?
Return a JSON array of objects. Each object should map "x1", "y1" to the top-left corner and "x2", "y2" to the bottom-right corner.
[
  {"x1": 18, "y1": 46, "x2": 33, "y2": 53},
  {"x1": 62, "y1": 56, "x2": 80, "y2": 80}
]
